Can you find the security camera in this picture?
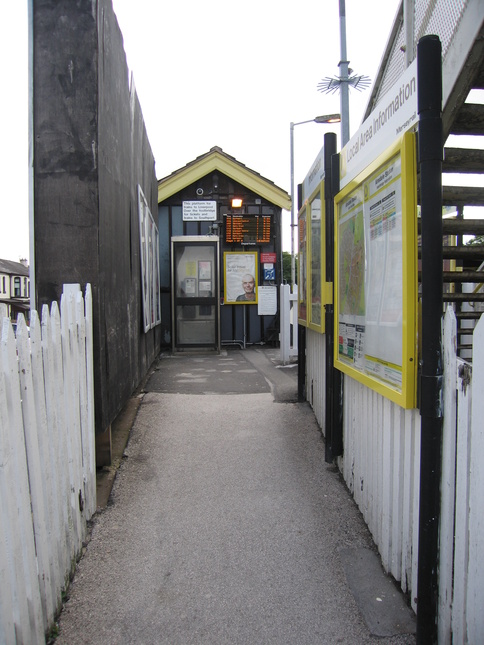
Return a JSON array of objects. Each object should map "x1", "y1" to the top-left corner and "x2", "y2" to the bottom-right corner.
[{"x1": 196, "y1": 187, "x2": 204, "y2": 196}]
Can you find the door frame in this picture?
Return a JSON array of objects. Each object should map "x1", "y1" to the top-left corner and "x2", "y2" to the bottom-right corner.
[{"x1": 171, "y1": 235, "x2": 220, "y2": 352}]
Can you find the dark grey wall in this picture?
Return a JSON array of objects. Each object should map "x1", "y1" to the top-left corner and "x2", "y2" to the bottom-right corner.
[{"x1": 33, "y1": 0, "x2": 160, "y2": 434}]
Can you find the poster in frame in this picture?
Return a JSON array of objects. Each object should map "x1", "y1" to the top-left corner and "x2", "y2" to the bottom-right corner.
[
  {"x1": 138, "y1": 186, "x2": 151, "y2": 332},
  {"x1": 298, "y1": 207, "x2": 307, "y2": 324},
  {"x1": 153, "y1": 226, "x2": 161, "y2": 324},
  {"x1": 224, "y1": 252, "x2": 258, "y2": 304},
  {"x1": 138, "y1": 185, "x2": 161, "y2": 332}
]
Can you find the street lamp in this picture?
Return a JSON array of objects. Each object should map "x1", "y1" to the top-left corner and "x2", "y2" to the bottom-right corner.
[{"x1": 289, "y1": 113, "x2": 341, "y2": 289}]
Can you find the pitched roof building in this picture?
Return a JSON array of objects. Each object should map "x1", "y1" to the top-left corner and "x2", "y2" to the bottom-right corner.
[
  {"x1": 158, "y1": 147, "x2": 290, "y2": 350},
  {"x1": 0, "y1": 258, "x2": 30, "y2": 321}
]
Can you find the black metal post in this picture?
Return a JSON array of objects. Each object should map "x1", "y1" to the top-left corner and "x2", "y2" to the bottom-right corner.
[
  {"x1": 324, "y1": 135, "x2": 336, "y2": 460},
  {"x1": 298, "y1": 324, "x2": 306, "y2": 402},
  {"x1": 324, "y1": 133, "x2": 343, "y2": 461},
  {"x1": 417, "y1": 35, "x2": 443, "y2": 644},
  {"x1": 297, "y1": 179, "x2": 306, "y2": 403}
]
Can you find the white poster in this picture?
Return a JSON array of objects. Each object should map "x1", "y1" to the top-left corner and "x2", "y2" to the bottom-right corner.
[
  {"x1": 182, "y1": 201, "x2": 217, "y2": 221},
  {"x1": 258, "y1": 286, "x2": 277, "y2": 316}
]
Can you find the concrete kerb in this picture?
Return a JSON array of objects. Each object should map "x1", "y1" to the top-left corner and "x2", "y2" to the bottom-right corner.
[{"x1": 95, "y1": 357, "x2": 161, "y2": 510}]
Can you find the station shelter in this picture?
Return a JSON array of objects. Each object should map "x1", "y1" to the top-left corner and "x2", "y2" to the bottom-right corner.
[{"x1": 157, "y1": 147, "x2": 291, "y2": 351}]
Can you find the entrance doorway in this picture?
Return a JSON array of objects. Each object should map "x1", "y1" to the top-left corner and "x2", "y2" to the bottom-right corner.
[{"x1": 171, "y1": 236, "x2": 220, "y2": 351}]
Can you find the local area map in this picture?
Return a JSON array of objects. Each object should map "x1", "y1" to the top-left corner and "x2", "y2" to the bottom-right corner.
[{"x1": 339, "y1": 208, "x2": 365, "y2": 317}]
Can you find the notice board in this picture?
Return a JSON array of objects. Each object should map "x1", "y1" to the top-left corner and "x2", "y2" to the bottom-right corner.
[{"x1": 334, "y1": 132, "x2": 417, "y2": 408}]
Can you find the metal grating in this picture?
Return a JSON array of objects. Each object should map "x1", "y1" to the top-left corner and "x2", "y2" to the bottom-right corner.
[
  {"x1": 377, "y1": 24, "x2": 406, "y2": 100},
  {"x1": 374, "y1": 0, "x2": 470, "y2": 106},
  {"x1": 415, "y1": 0, "x2": 468, "y2": 58}
]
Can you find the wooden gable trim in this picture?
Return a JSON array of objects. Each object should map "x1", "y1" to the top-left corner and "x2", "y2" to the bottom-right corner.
[{"x1": 158, "y1": 149, "x2": 291, "y2": 211}]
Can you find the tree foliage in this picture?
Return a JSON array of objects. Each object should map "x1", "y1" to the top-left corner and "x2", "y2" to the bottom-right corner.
[{"x1": 282, "y1": 251, "x2": 297, "y2": 284}]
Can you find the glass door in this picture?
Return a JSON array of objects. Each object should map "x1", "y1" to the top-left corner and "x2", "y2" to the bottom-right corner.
[{"x1": 171, "y1": 236, "x2": 220, "y2": 351}]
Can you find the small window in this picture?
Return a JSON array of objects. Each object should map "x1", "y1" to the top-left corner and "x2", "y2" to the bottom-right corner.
[{"x1": 14, "y1": 277, "x2": 21, "y2": 297}]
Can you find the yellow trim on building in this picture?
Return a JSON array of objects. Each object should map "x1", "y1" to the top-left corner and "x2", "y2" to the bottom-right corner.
[{"x1": 158, "y1": 147, "x2": 291, "y2": 211}]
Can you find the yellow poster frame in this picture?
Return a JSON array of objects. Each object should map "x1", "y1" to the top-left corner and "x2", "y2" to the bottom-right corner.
[
  {"x1": 223, "y1": 251, "x2": 258, "y2": 305},
  {"x1": 297, "y1": 206, "x2": 308, "y2": 325},
  {"x1": 334, "y1": 132, "x2": 417, "y2": 409},
  {"x1": 307, "y1": 183, "x2": 326, "y2": 334}
]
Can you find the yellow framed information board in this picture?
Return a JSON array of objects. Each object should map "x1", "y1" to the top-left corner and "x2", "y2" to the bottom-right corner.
[
  {"x1": 308, "y1": 185, "x2": 325, "y2": 333},
  {"x1": 298, "y1": 207, "x2": 308, "y2": 324},
  {"x1": 298, "y1": 183, "x2": 329, "y2": 332},
  {"x1": 334, "y1": 132, "x2": 417, "y2": 408}
]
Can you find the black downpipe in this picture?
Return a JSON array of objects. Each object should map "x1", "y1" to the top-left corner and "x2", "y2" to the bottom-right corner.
[
  {"x1": 297, "y1": 181, "x2": 306, "y2": 402},
  {"x1": 331, "y1": 151, "x2": 344, "y2": 458},
  {"x1": 324, "y1": 136, "x2": 336, "y2": 460},
  {"x1": 324, "y1": 134, "x2": 344, "y2": 461},
  {"x1": 298, "y1": 324, "x2": 306, "y2": 402},
  {"x1": 417, "y1": 35, "x2": 443, "y2": 644}
]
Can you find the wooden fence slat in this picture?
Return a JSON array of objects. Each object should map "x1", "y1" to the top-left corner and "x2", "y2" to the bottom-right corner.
[
  {"x1": 42, "y1": 304, "x2": 70, "y2": 583},
  {"x1": 452, "y1": 357, "x2": 472, "y2": 643},
  {"x1": 61, "y1": 292, "x2": 83, "y2": 555},
  {"x1": 17, "y1": 313, "x2": 57, "y2": 630},
  {"x1": 76, "y1": 290, "x2": 90, "y2": 517},
  {"x1": 359, "y1": 384, "x2": 368, "y2": 519},
  {"x1": 370, "y1": 390, "x2": 379, "y2": 544},
  {"x1": 466, "y1": 315, "x2": 484, "y2": 644},
  {"x1": 85, "y1": 284, "x2": 96, "y2": 517},
  {"x1": 52, "y1": 300, "x2": 77, "y2": 569},
  {"x1": 390, "y1": 406, "x2": 403, "y2": 582},
  {"x1": 67, "y1": 291, "x2": 84, "y2": 512},
  {"x1": 439, "y1": 308, "x2": 458, "y2": 645},
  {"x1": 375, "y1": 393, "x2": 385, "y2": 550},
  {"x1": 31, "y1": 309, "x2": 65, "y2": 615},
  {"x1": 0, "y1": 319, "x2": 44, "y2": 643},
  {"x1": 410, "y1": 417, "x2": 420, "y2": 614},
  {"x1": 381, "y1": 398, "x2": 392, "y2": 572},
  {"x1": 401, "y1": 409, "x2": 414, "y2": 593},
  {"x1": 0, "y1": 334, "x2": 17, "y2": 644}
]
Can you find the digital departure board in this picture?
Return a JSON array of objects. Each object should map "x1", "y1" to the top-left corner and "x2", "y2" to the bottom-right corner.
[{"x1": 225, "y1": 215, "x2": 271, "y2": 245}]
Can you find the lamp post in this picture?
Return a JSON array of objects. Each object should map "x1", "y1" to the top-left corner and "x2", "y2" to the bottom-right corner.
[
  {"x1": 317, "y1": 1, "x2": 370, "y2": 148},
  {"x1": 289, "y1": 114, "x2": 341, "y2": 289}
]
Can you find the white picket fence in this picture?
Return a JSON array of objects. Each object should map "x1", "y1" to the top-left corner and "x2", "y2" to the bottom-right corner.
[
  {"x1": 327, "y1": 307, "x2": 484, "y2": 641},
  {"x1": 439, "y1": 307, "x2": 484, "y2": 644},
  {"x1": 0, "y1": 284, "x2": 96, "y2": 644},
  {"x1": 279, "y1": 284, "x2": 298, "y2": 364}
]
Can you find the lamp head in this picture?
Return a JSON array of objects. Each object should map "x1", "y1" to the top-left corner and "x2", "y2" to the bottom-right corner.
[{"x1": 314, "y1": 113, "x2": 341, "y2": 124}]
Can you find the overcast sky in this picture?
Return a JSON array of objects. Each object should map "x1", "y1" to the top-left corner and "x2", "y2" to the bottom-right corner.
[{"x1": 0, "y1": 0, "x2": 402, "y2": 263}]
